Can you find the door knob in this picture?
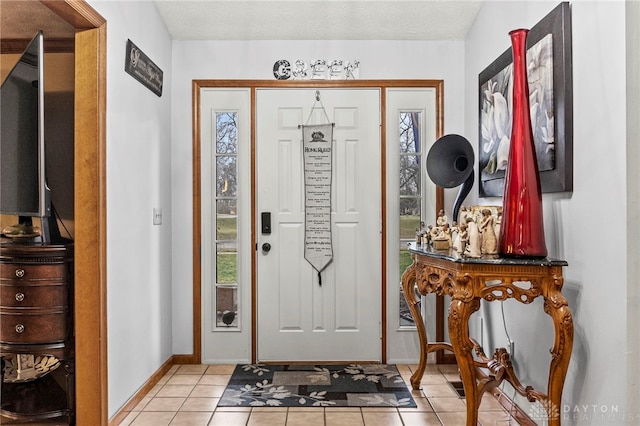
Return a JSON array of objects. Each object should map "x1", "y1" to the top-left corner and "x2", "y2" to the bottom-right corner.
[{"x1": 262, "y1": 243, "x2": 272, "y2": 253}]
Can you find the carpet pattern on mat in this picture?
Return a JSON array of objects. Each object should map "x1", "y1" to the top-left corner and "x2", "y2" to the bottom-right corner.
[{"x1": 218, "y1": 364, "x2": 416, "y2": 408}]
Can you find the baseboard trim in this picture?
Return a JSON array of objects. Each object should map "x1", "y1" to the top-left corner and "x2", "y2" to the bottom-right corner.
[
  {"x1": 173, "y1": 353, "x2": 199, "y2": 364},
  {"x1": 108, "y1": 355, "x2": 176, "y2": 426}
]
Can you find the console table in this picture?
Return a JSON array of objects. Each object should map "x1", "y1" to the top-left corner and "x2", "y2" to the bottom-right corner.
[{"x1": 401, "y1": 242, "x2": 572, "y2": 426}]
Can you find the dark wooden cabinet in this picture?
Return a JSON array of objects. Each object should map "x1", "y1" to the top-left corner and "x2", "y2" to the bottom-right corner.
[{"x1": 0, "y1": 242, "x2": 74, "y2": 424}]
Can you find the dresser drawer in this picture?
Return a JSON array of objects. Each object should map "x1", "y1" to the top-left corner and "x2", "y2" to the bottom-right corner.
[
  {"x1": 0, "y1": 283, "x2": 68, "y2": 308},
  {"x1": 0, "y1": 312, "x2": 67, "y2": 344},
  {"x1": 0, "y1": 263, "x2": 69, "y2": 281}
]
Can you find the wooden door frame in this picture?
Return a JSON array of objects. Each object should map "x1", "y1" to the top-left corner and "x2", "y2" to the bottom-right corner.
[
  {"x1": 38, "y1": 1, "x2": 108, "y2": 424},
  {"x1": 192, "y1": 80, "x2": 444, "y2": 364}
]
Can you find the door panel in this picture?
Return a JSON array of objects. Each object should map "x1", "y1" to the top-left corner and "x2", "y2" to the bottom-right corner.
[{"x1": 256, "y1": 88, "x2": 381, "y2": 361}]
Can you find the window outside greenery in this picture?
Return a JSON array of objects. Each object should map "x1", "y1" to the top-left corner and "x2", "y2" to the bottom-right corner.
[
  {"x1": 399, "y1": 112, "x2": 422, "y2": 327},
  {"x1": 215, "y1": 112, "x2": 239, "y2": 328}
]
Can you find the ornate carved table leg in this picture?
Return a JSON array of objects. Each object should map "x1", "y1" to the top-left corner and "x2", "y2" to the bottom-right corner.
[
  {"x1": 448, "y1": 296, "x2": 481, "y2": 426},
  {"x1": 544, "y1": 274, "x2": 574, "y2": 426},
  {"x1": 401, "y1": 260, "x2": 426, "y2": 390}
]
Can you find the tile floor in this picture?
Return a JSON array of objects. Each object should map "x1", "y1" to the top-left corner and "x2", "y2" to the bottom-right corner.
[{"x1": 115, "y1": 364, "x2": 523, "y2": 426}]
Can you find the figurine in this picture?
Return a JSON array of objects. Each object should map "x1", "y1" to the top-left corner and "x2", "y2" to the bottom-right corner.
[
  {"x1": 453, "y1": 222, "x2": 467, "y2": 253},
  {"x1": 465, "y1": 218, "x2": 482, "y2": 258},
  {"x1": 450, "y1": 221, "x2": 459, "y2": 248},
  {"x1": 436, "y1": 209, "x2": 448, "y2": 227},
  {"x1": 443, "y1": 223, "x2": 452, "y2": 248},
  {"x1": 479, "y1": 208, "x2": 498, "y2": 255},
  {"x1": 459, "y1": 206, "x2": 471, "y2": 226}
]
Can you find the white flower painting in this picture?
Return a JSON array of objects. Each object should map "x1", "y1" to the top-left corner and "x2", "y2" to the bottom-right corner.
[{"x1": 479, "y1": 34, "x2": 555, "y2": 194}]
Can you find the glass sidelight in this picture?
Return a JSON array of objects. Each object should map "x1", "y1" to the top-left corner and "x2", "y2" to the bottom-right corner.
[
  {"x1": 399, "y1": 112, "x2": 422, "y2": 327},
  {"x1": 214, "y1": 112, "x2": 239, "y2": 328}
]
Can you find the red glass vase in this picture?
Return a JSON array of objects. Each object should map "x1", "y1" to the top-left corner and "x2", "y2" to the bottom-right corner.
[{"x1": 498, "y1": 29, "x2": 547, "y2": 258}]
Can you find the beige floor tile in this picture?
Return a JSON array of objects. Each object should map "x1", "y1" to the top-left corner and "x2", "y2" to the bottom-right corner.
[
  {"x1": 198, "y1": 374, "x2": 230, "y2": 385},
  {"x1": 478, "y1": 409, "x2": 517, "y2": 425},
  {"x1": 399, "y1": 396, "x2": 433, "y2": 412},
  {"x1": 130, "y1": 411, "x2": 176, "y2": 426},
  {"x1": 428, "y1": 397, "x2": 466, "y2": 412},
  {"x1": 285, "y1": 410, "x2": 325, "y2": 425},
  {"x1": 132, "y1": 396, "x2": 152, "y2": 411},
  {"x1": 214, "y1": 406, "x2": 252, "y2": 412},
  {"x1": 208, "y1": 411, "x2": 251, "y2": 426},
  {"x1": 142, "y1": 397, "x2": 186, "y2": 412},
  {"x1": 157, "y1": 374, "x2": 172, "y2": 385},
  {"x1": 287, "y1": 407, "x2": 325, "y2": 412},
  {"x1": 420, "y1": 374, "x2": 449, "y2": 385},
  {"x1": 325, "y1": 410, "x2": 365, "y2": 425},
  {"x1": 169, "y1": 411, "x2": 213, "y2": 425},
  {"x1": 179, "y1": 397, "x2": 218, "y2": 411},
  {"x1": 422, "y1": 384, "x2": 459, "y2": 398},
  {"x1": 360, "y1": 407, "x2": 399, "y2": 412},
  {"x1": 409, "y1": 387, "x2": 427, "y2": 398},
  {"x1": 110, "y1": 363, "x2": 507, "y2": 426},
  {"x1": 155, "y1": 384, "x2": 196, "y2": 397},
  {"x1": 189, "y1": 384, "x2": 226, "y2": 397},
  {"x1": 206, "y1": 364, "x2": 237, "y2": 375},
  {"x1": 437, "y1": 365, "x2": 459, "y2": 374},
  {"x1": 167, "y1": 374, "x2": 202, "y2": 385},
  {"x1": 145, "y1": 383, "x2": 164, "y2": 397},
  {"x1": 175, "y1": 364, "x2": 208, "y2": 375},
  {"x1": 361, "y1": 411, "x2": 404, "y2": 425},
  {"x1": 479, "y1": 394, "x2": 507, "y2": 412},
  {"x1": 324, "y1": 407, "x2": 362, "y2": 412},
  {"x1": 247, "y1": 411, "x2": 288, "y2": 426},
  {"x1": 396, "y1": 364, "x2": 413, "y2": 375},
  {"x1": 436, "y1": 411, "x2": 471, "y2": 426},
  {"x1": 251, "y1": 407, "x2": 288, "y2": 412},
  {"x1": 443, "y1": 373, "x2": 461, "y2": 382},
  {"x1": 399, "y1": 411, "x2": 443, "y2": 426}
]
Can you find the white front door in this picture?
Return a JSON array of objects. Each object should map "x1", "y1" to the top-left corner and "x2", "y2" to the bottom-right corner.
[{"x1": 256, "y1": 88, "x2": 381, "y2": 362}]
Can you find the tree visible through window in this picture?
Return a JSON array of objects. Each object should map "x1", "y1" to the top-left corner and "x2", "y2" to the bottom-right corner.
[
  {"x1": 215, "y1": 112, "x2": 239, "y2": 328},
  {"x1": 399, "y1": 112, "x2": 422, "y2": 327}
]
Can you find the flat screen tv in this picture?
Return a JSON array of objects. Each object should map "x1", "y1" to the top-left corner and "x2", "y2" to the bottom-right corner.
[{"x1": 1, "y1": 31, "x2": 61, "y2": 243}]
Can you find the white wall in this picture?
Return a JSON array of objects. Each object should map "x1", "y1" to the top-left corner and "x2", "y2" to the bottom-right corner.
[
  {"x1": 87, "y1": 1, "x2": 174, "y2": 418},
  {"x1": 170, "y1": 39, "x2": 467, "y2": 355},
  {"x1": 464, "y1": 1, "x2": 634, "y2": 424},
  {"x1": 625, "y1": 0, "x2": 640, "y2": 416}
]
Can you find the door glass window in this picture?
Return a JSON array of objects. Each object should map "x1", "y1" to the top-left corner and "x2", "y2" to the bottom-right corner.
[
  {"x1": 399, "y1": 112, "x2": 422, "y2": 327},
  {"x1": 215, "y1": 112, "x2": 239, "y2": 328}
]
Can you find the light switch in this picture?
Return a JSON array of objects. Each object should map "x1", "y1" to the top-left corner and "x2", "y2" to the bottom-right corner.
[{"x1": 153, "y1": 208, "x2": 162, "y2": 225}]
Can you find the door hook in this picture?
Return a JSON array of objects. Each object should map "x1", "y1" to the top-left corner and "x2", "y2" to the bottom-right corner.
[{"x1": 315, "y1": 90, "x2": 320, "y2": 101}]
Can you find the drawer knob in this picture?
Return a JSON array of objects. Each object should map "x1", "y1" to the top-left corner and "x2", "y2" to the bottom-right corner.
[
  {"x1": 15, "y1": 268, "x2": 25, "y2": 278},
  {"x1": 15, "y1": 292, "x2": 25, "y2": 302},
  {"x1": 15, "y1": 324, "x2": 25, "y2": 334}
]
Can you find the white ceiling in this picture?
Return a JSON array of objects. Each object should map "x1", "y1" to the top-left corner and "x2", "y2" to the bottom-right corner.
[
  {"x1": 153, "y1": 0, "x2": 483, "y2": 41},
  {"x1": 0, "y1": 1, "x2": 483, "y2": 42}
]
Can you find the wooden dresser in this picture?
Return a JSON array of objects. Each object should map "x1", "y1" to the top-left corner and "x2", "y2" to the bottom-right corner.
[{"x1": 0, "y1": 242, "x2": 74, "y2": 424}]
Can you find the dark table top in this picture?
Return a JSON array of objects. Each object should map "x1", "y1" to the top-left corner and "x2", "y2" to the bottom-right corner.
[{"x1": 407, "y1": 242, "x2": 568, "y2": 267}]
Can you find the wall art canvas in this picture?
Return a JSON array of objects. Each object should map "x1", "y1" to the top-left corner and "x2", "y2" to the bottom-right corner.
[{"x1": 478, "y1": 2, "x2": 572, "y2": 196}]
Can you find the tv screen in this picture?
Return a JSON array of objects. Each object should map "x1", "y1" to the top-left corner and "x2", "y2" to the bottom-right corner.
[{"x1": 0, "y1": 31, "x2": 48, "y2": 219}]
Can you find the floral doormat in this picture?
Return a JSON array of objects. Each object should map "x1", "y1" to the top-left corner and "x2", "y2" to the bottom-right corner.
[{"x1": 218, "y1": 364, "x2": 416, "y2": 408}]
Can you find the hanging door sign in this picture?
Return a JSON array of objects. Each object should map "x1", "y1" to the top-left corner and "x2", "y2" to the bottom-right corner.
[{"x1": 302, "y1": 124, "x2": 334, "y2": 285}]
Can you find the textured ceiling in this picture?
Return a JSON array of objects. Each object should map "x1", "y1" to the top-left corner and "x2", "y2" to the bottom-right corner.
[
  {"x1": 153, "y1": 0, "x2": 483, "y2": 41},
  {"x1": 0, "y1": 0, "x2": 482, "y2": 42}
]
